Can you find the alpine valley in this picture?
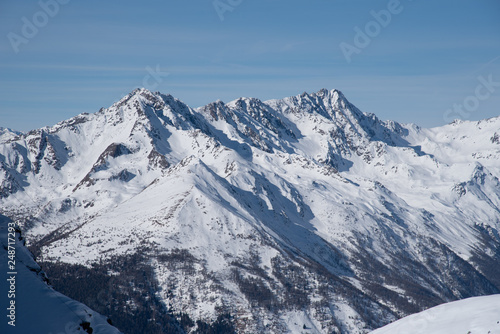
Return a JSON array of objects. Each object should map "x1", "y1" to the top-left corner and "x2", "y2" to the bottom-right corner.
[{"x1": 1, "y1": 88, "x2": 499, "y2": 333}]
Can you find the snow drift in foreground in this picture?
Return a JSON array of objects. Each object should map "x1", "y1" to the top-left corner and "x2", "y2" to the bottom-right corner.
[
  {"x1": 0, "y1": 215, "x2": 122, "y2": 334},
  {"x1": 371, "y1": 294, "x2": 500, "y2": 334}
]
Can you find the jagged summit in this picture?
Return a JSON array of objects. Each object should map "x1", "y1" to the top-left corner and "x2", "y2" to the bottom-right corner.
[
  {"x1": 1, "y1": 88, "x2": 500, "y2": 333},
  {"x1": 0, "y1": 127, "x2": 22, "y2": 143}
]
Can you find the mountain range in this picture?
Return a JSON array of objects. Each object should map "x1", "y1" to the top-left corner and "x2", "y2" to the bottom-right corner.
[{"x1": 1, "y1": 88, "x2": 499, "y2": 333}]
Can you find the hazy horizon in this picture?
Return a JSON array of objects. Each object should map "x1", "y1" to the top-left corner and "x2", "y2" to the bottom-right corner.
[{"x1": 1, "y1": 0, "x2": 499, "y2": 131}]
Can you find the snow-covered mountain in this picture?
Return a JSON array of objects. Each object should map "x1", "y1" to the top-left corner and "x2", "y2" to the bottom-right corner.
[
  {"x1": 370, "y1": 294, "x2": 500, "y2": 334},
  {"x1": 1, "y1": 88, "x2": 499, "y2": 333},
  {"x1": 0, "y1": 127, "x2": 22, "y2": 143},
  {"x1": 0, "y1": 215, "x2": 122, "y2": 334}
]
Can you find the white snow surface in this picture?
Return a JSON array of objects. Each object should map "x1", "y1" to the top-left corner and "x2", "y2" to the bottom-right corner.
[{"x1": 370, "y1": 294, "x2": 500, "y2": 334}]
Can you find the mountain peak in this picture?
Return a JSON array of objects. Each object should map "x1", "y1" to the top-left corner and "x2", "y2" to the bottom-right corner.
[
  {"x1": 314, "y1": 87, "x2": 343, "y2": 98},
  {"x1": 0, "y1": 127, "x2": 23, "y2": 143}
]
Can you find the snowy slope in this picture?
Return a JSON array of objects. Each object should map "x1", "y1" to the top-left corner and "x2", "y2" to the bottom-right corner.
[
  {"x1": 0, "y1": 215, "x2": 122, "y2": 334},
  {"x1": 0, "y1": 88, "x2": 499, "y2": 333},
  {"x1": 0, "y1": 127, "x2": 22, "y2": 143},
  {"x1": 370, "y1": 294, "x2": 500, "y2": 334}
]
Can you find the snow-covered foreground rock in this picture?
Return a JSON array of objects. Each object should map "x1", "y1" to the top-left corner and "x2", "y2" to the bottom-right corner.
[
  {"x1": 370, "y1": 294, "x2": 500, "y2": 334},
  {"x1": 0, "y1": 215, "x2": 122, "y2": 334},
  {"x1": 1, "y1": 88, "x2": 499, "y2": 333}
]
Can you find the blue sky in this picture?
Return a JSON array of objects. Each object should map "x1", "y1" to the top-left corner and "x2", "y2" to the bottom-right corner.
[{"x1": 1, "y1": 0, "x2": 499, "y2": 131}]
